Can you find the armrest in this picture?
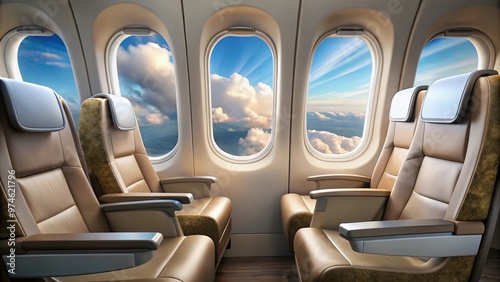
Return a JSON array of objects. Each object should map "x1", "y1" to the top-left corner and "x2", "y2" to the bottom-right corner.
[
  {"x1": 339, "y1": 219, "x2": 484, "y2": 257},
  {"x1": 340, "y1": 219, "x2": 455, "y2": 239},
  {"x1": 160, "y1": 176, "x2": 217, "y2": 184},
  {"x1": 102, "y1": 200, "x2": 184, "y2": 238},
  {"x1": 310, "y1": 188, "x2": 390, "y2": 199},
  {"x1": 99, "y1": 192, "x2": 194, "y2": 204},
  {"x1": 160, "y1": 176, "x2": 216, "y2": 198},
  {"x1": 307, "y1": 174, "x2": 371, "y2": 189},
  {"x1": 310, "y1": 189, "x2": 390, "y2": 230},
  {"x1": 101, "y1": 199, "x2": 183, "y2": 216},
  {"x1": 3, "y1": 232, "x2": 162, "y2": 278},
  {"x1": 20, "y1": 232, "x2": 162, "y2": 251}
]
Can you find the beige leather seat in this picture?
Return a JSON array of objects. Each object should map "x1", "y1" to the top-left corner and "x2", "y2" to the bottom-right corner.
[
  {"x1": 78, "y1": 94, "x2": 231, "y2": 265},
  {"x1": 294, "y1": 70, "x2": 500, "y2": 281},
  {"x1": 0, "y1": 78, "x2": 215, "y2": 281},
  {"x1": 281, "y1": 86, "x2": 427, "y2": 252}
]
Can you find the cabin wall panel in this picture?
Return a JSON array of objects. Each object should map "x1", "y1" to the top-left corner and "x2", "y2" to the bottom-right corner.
[
  {"x1": 401, "y1": 0, "x2": 500, "y2": 87},
  {"x1": 183, "y1": 0, "x2": 299, "y2": 252},
  {"x1": 0, "y1": 0, "x2": 91, "y2": 103},
  {"x1": 69, "y1": 0, "x2": 195, "y2": 177},
  {"x1": 289, "y1": 0, "x2": 421, "y2": 195}
]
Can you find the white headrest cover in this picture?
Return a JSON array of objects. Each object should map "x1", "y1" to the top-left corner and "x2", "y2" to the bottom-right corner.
[
  {"x1": 94, "y1": 93, "x2": 136, "y2": 131},
  {"x1": 0, "y1": 78, "x2": 65, "y2": 132},
  {"x1": 390, "y1": 85, "x2": 427, "y2": 122},
  {"x1": 421, "y1": 69, "x2": 498, "y2": 124}
]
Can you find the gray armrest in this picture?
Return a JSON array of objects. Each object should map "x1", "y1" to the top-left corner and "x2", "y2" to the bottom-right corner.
[
  {"x1": 160, "y1": 176, "x2": 217, "y2": 184},
  {"x1": 102, "y1": 200, "x2": 184, "y2": 238},
  {"x1": 307, "y1": 174, "x2": 371, "y2": 189},
  {"x1": 339, "y1": 219, "x2": 484, "y2": 257},
  {"x1": 99, "y1": 192, "x2": 194, "y2": 204},
  {"x1": 101, "y1": 199, "x2": 183, "y2": 216},
  {"x1": 3, "y1": 232, "x2": 162, "y2": 278},
  {"x1": 160, "y1": 176, "x2": 216, "y2": 198},
  {"x1": 340, "y1": 219, "x2": 454, "y2": 239},
  {"x1": 20, "y1": 232, "x2": 162, "y2": 251},
  {"x1": 310, "y1": 189, "x2": 390, "y2": 230},
  {"x1": 310, "y1": 188, "x2": 390, "y2": 199}
]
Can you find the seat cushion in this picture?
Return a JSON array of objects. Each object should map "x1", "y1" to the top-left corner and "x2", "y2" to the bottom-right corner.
[
  {"x1": 55, "y1": 235, "x2": 215, "y2": 282},
  {"x1": 176, "y1": 196, "x2": 231, "y2": 262},
  {"x1": 294, "y1": 228, "x2": 475, "y2": 282},
  {"x1": 281, "y1": 194, "x2": 315, "y2": 252}
]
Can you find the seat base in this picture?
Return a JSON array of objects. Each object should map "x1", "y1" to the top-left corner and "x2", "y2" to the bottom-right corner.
[
  {"x1": 55, "y1": 235, "x2": 215, "y2": 282},
  {"x1": 176, "y1": 196, "x2": 232, "y2": 265},
  {"x1": 294, "y1": 228, "x2": 475, "y2": 282},
  {"x1": 281, "y1": 194, "x2": 315, "y2": 252}
]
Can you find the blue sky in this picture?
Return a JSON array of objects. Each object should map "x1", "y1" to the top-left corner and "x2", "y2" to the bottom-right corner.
[
  {"x1": 209, "y1": 35, "x2": 275, "y2": 155},
  {"x1": 307, "y1": 37, "x2": 372, "y2": 113},
  {"x1": 17, "y1": 33, "x2": 480, "y2": 155},
  {"x1": 18, "y1": 35, "x2": 79, "y2": 110},
  {"x1": 210, "y1": 36, "x2": 274, "y2": 87},
  {"x1": 414, "y1": 37, "x2": 478, "y2": 86},
  {"x1": 18, "y1": 34, "x2": 478, "y2": 116}
]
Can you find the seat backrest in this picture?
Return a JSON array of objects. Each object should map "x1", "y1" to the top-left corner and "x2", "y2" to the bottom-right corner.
[
  {"x1": 0, "y1": 78, "x2": 110, "y2": 236},
  {"x1": 79, "y1": 94, "x2": 163, "y2": 195},
  {"x1": 370, "y1": 85, "x2": 427, "y2": 190},
  {"x1": 384, "y1": 70, "x2": 500, "y2": 222}
]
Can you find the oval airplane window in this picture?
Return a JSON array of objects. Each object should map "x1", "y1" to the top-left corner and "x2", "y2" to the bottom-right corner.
[
  {"x1": 111, "y1": 32, "x2": 179, "y2": 158},
  {"x1": 306, "y1": 33, "x2": 377, "y2": 157},
  {"x1": 208, "y1": 30, "x2": 275, "y2": 160},
  {"x1": 17, "y1": 33, "x2": 80, "y2": 124}
]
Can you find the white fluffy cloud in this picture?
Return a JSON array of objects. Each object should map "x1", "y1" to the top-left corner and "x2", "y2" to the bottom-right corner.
[
  {"x1": 307, "y1": 130, "x2": 361, "y2": 154},
  {"x1": 238, "y1": 128, "x2": 271, "y2": 156},
  {"x1": 329, "y1": 112, "x2": 346, "y2": 117},
  {"x1": 313, "y1": 112, "x2": 330, "y2": 120},
  {"x1": 212, "y1": 107, "x2": 230, "y2": 123},
  {"x1": 118, "y1": 44, "x2": 274, "y2": 130},
  {"x1": 117, "y1": 42, "x2": 177, "y2": 124},
  {"x1": 146, "y1": 113, "x2": 169, "y2": 125},
  {"x1": 210, "y1": 73, "x2": 273, "y2": 128}
]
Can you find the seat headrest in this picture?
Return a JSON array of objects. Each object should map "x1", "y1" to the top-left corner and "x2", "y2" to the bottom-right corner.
[
  {"x1": 93, "y1": 93, "x2": 136, "y2": 131},
  {"x1": 0, "y1": 78, "x2": 65, "y2": 132},
  {"x1": 421, "y1": 69, "x2": 498, "y2": 124},
  {"x1": 390, "y1": 85, "x2": 428, "y2": 122}
]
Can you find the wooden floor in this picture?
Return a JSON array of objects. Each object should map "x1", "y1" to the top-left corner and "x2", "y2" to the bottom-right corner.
[
  {"x1": 215, "y1": 256, "x2": 299, "y2": 282},
  {"x1": 481, "y1": 248, "x2": 500, "y2": 281},
  {"x1": 215, "y1": 248, "x2": 500, "y2": 281}
]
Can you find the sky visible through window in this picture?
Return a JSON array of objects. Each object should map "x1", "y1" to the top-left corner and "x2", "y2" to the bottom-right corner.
[
  {"x1": 210, "y1": 35, "x2": 274, "y2": 156},
  {"x1": 116, "y1": 35, "x2": 178, "y2": 157},
  {"x1": 306, "y1": 37, "x2": 372, "y2": 155},
  {"x1": 17, "y1": 34, "x2": 478, "y2": 157},
  {"x1": 18, "y1": 35, "x2": 80, "y2": 124},
  {"x1": 414, "y1": 38, "x2": 478, "y2": 86}
]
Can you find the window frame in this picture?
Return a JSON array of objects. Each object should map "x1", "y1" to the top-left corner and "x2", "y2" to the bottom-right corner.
[
  {"x1": 414, "y1": 29, "x2": 494, "y2": 86},
  {"x1": 106, "y1": 27, "x2": 180, "y2": 161},
  {"x1": 304, "y1": 28, "x2": 382, "y2": 161},
  {"x1": 2, "y1": 26, "x2": 81, "y2": 125},
  {"x1": 206, "y1": 27, "x2": 278, "y2": 163},
  {"x1": 1, "y1": 26, "x2": 55, "y2": 80}
]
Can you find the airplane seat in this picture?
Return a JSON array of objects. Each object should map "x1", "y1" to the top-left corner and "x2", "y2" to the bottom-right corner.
[
  {"x1": 0, "y1": 78, "x2": 215, "y2": 281},
  {"x1": 281, "y1": 85, "x2": 427, "y2": 252},
  {"x1": 78, "y1": 93, "x2": 231, "y2": 266},
  {"x1": 293, "y1": 70, "x2": 500, "y2": 281}
]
